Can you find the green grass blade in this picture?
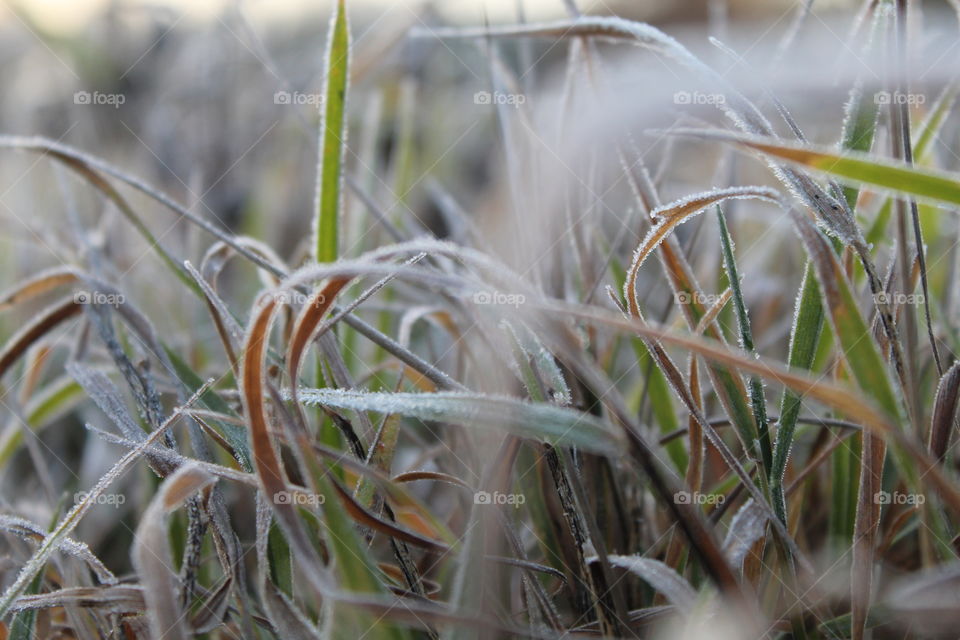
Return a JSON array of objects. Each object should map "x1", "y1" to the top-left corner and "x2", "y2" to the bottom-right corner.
[
  {"x1": 716, "y1": 207, "x2": 772, "y2": 475},
  {"x1": 674, "y1": 129, "x2": 960, "y2": 208},
  {"x1": 770, "y1": 262, "x2": 824, "y2": 523},
  {"x1": 914, "y1": 84, "x2": 957, "y2": 161},
  {"x1": 314, "y1": 0, "x2": 350, "y2": 263},
  {"x1": 790, "y1": 210, "x2": 899, "y2": 418},
  {"x1": 838, "y1": 93, "x2": 879, "y2": 210},
  {"x1": 0, "y1": 377, "x2": 84, "y2": 468},
  {"x1": 631, "y1": 338, "x2": 686, "y2": 470}
]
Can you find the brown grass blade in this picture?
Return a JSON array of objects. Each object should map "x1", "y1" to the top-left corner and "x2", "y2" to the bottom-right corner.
[
  {"x1": 239, "y1": 295, "x2": 334, "y2": 597},
  {"x1": 0, "y1": 297, "x2": 82, "y2": 381},
  {"x1": 0, "y1": 268, "x2": 79, "y2": 310},
  {"x1": 928, "y1": 362, "x2": 960, "y2": 460},
  {"x1": 624, "y1": 187, "x2": 781, "y2": 304}
]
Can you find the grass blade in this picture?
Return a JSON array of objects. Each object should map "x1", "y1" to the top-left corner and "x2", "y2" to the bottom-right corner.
[
  {"x1": 314, "y1": 0, "x2": 350, "y2": 263},
  {"x1": 673, "y1": 129, "x2": 960, "y2": 208},
  {"x1": 133, "y1": 464, "x2": 217, "y2": 640},
  {"x1": 292, "y1": 388, "x2": 624, "y2": 456},
  {"x1": 716, "y1": 206, "x2": 772, "y2": 475},
  {"x1": 770, "y1": 263, "x2": 824, "y2": 523},
  {"x1": 928, "y1": 363, "x2": 960, "y2": 460},
  {"x1": 624, "y1": 186, "x2": 781, "y2": 279}
]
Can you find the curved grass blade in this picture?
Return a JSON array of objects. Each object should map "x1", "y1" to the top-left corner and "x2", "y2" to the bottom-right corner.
[
  {"x1": 624, "y1": 186, "x2": 781, "y2": 280},
  {"x1": 239, "y1": 296, "x2": 334, "y2": 597},
  {"x1": 133, "y1": 464, "x2": 217, "y2": 640},
  {"x1": 241, "y1": 295, "x2": 410, "y2": 640},
  {"x1": 623, "y1": 187, "x2": 778, "y2": 469},
  {"x1": 0, "y1": 297, "x2": 82, "y2": 381},
  {"x1": 0, "y1": 267, "x2": 79, "y2": 311}
]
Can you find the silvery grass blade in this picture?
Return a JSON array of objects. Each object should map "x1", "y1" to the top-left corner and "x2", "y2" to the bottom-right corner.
[
  {"x1": 586, "y1": 554, "x2": 698, "y2": 610},
  {"x1": 291, "y1": 388, "x2": 623, "y2": 456},
  {"x1": 0, "y1": 515, "x2": 116, "y2": 585}
]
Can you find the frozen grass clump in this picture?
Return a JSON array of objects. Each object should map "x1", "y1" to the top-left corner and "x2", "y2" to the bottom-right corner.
[{"x1": 2, "y1": 1, "x2": 960, "y2": 638}]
